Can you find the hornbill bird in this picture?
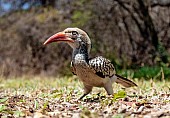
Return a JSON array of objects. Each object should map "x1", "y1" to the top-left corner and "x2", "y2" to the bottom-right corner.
[{"x1": 43, "y1": 28, "x2": 137, "y2": 99}]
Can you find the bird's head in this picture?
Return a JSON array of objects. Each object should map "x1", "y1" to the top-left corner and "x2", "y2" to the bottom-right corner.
[{"x1": 43, "y1": 28, "x2": 91, "y2": 53}]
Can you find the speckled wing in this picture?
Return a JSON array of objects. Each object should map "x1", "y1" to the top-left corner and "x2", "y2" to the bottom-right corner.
[{"x1": 89, "y1": 56, "x2": 116, "y2": 78}]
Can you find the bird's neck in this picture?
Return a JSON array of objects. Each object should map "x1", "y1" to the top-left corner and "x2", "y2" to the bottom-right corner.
[{"x1": 72, "y1": 44, "x2": 89, "y2": 64}]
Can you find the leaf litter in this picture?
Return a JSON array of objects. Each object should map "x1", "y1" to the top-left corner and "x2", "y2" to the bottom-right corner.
[{"x1": 0, "y1": 76, "x2": 169, "y2": 118}]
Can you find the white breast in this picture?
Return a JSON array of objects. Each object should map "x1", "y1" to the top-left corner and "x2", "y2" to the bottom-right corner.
[{"x1": 74, "y1": 54, "x2": 86, "y2": 64}]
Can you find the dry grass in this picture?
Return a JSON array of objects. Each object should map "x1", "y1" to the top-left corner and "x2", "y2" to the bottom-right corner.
[{"x1": 0, "y1": 76, "x2": 170, "y2": 118}]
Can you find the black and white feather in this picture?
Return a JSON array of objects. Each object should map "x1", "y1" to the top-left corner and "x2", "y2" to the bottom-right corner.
[
  {"x1": 89, "y1": 56, "x2": 115, "y2": 78},
  {"x1": 70, "y1": 56, "x2": 115, "y2": 78}
]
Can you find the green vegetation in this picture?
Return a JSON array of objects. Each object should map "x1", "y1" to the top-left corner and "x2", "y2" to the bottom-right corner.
[
  {"x1": 117, "y1": 66, "x2": 170, "y2": 80},
  {"x1": 0, "y1": 76, "x2": 169, "y2": 117}
]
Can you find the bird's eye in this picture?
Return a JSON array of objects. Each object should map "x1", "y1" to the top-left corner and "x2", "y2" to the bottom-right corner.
[{"x1": 72, "y1": 31, "x2": 78, "y2": 36}]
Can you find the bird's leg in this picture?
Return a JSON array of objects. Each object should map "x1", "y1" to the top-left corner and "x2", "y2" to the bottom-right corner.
[
  {"x1": 104, "y1": 81, "x2": 113, "y2": 95},
  {"x1": 79, "y1": 84, "x2": 93, "y2": 100}
]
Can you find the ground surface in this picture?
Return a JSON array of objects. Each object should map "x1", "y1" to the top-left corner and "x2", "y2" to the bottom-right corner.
[{"x1": 0, "y1": 76, "x2": 170, "y2": 118}]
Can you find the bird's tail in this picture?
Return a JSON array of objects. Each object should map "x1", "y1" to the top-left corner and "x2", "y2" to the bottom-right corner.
[{"x1": 115, "y1": 74, "x2": 137, "y2": 87}]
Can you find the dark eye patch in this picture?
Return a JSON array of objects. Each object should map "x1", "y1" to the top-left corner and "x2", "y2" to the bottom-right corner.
[{"x1": 72, "y1": 31, "x2": 78, "y2": 35}]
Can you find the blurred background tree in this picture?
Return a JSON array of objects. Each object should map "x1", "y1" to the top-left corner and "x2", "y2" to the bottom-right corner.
[{"x1": 0, "y1": 0, "x2": 170, "y2": 78}]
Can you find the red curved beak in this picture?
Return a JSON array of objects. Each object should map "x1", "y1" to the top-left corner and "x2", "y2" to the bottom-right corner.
[{"x1": 43, "y1": 32, "x2": 74, "y2": 45}]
